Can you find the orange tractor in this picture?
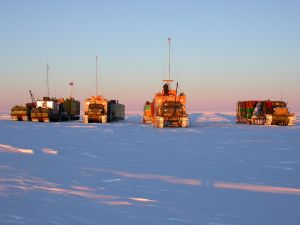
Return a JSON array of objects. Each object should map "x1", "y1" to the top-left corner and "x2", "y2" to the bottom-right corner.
[
  {"x1": 143, "y1": 38, "x2": 190, "y2": 128},
  {"x1": 83, "y1": 95, "x2": 124, "y2": 123},
  {"x1": 143, "y1": 80, "x2": 189, "y2": 128}
]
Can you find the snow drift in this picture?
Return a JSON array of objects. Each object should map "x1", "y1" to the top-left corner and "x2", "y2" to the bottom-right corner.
[{"x1": 0, "y1": 112, "x2": 299, "y2": 225}]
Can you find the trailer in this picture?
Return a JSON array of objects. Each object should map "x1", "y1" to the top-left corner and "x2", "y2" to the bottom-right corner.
[
  {"x1": 107, "y1": 100, "x2": 125, "y2": 122},
  {"x1": 62, "y1": 98, "x2": 80, "y2": 120}
]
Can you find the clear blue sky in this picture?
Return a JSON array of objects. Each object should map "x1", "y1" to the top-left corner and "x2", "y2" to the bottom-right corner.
[{"x1": 1, "y1": 0, "x2": 299, "y2": 112}]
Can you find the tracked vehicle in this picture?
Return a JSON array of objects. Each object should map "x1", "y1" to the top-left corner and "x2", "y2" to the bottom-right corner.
[
  {"x1": 83, "y1": 96, "x2": 124, "y2": 123},
  {"x1": 31, "y1": 97, "x2": 61, "y2": 122},
  {"x1": 11, "y1": 90, "x2": 36, "y2": 121},
  {"x1": 31, "y1": 97, "x2": 80, "y2": 122},
  {"x1": 143, "y1": 38, "x2": 189, "y2": 128},
  {"x1": 236, "y1": 100, "x2": 296, "y2": 126},
  {"x1": 143, "y1": 80, "x2": 189, "y2": 128},
  {"x1": 83, "y1": 56, "x2": 125, "y2": 124},
  {"x1": 30, "y1": 63, "x2": 80, "y2": 122}
]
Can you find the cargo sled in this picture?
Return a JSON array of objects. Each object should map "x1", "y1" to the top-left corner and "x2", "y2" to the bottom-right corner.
[
  {"x1": 31, "y1": 97, "x2": 80, "y2": 122},
  {"x1": 236, "y1": 100, "x2": 296, "y2": 126},
  {"x1": 11, "y1": 90, "x2": 36, "y2": 121}
]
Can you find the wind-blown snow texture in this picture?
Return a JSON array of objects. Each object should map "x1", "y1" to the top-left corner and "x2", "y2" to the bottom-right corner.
[{"x1": 0, "y1": 112, "x2": 299, "y2": 225}]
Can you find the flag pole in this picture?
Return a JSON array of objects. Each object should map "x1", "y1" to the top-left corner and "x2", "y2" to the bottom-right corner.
[{"x1": 70, "y1": 81, "x2": 74, "y2": 98}]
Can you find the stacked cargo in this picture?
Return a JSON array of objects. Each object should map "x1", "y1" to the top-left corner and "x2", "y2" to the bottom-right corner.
[
  {"x1": 236, "y1": 101, "x2": 257, "y2": 124},
  {"x1": 31, "y1": 97, "x2": 80, "y2": 122},
  {"x1": 10, "y1": 90, "x2": 37, "y2": 121},
  {"x1": 11, "y1": 105, "x2": 31, "y2": 121},
  {"x1": 236, "y1": 100, "x2": 296, "y2": 126},
  {"x1": 31, "y1": 97, "x2": 61, "y2": 122},
  {"x1": 62, "y1": 98, "x2": 80, "y2": 120},
  {"x1": 143, "y1": 101, "x2": 153, "y2": 124}
]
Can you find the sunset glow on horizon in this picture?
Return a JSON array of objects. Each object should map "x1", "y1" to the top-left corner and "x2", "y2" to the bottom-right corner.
[{"x1": 1, "y1": 1, "x2": 299, "y2": 112}]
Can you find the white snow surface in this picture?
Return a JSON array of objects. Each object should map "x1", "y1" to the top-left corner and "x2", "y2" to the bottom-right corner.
[{"x1": 0, "y1": 112, "x2": 300, "y2": 225}]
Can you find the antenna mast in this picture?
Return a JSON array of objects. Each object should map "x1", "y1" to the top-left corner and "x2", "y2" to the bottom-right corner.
[
  {"x1": 168, "y1": 37, "x2": 171, "y2": 80},
  {"x1": 280, "y1": 75, "x2": 283, "y2": 101},
  {"x1": 46, "y1": 62, "x2": 49, "y2": 96},
  {"x1": 96, "y1": 56, "x2": 98, "y2": 96}
]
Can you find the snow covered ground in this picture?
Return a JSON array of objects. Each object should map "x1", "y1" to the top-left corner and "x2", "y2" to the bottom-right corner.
[{"x1": 0, "y1": 112, "x2": 300, "y2": 225}]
